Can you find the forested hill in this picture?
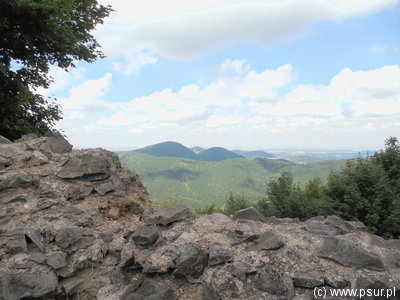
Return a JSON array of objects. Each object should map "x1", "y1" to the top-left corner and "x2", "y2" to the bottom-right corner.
[{"x1": 118, "y1": 151, "x2": 346, "y2": 210}]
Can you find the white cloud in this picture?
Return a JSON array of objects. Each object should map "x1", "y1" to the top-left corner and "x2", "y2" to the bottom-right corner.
[
  {"x1": 97, "y1": 0, "x2": 399, "y2": 60},
  {"x1": 112, "y1": 49, "x2": 158, "y2": 75},
  {"x1": 369, "y1": 43, "x2": 387, "y2": 53},
  {"x1": 59, "y1": 61, "x2": 400, "y2": 149}
]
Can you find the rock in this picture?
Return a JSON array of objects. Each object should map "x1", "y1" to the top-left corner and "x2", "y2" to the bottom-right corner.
[
  {"x1": 57, "y1": 153, "x2": 111, "y2": 181},
  {"x1": 254, "y1": 268, "x2": 292, "y2": 296},
  {"x1": 316, "y1": 237, "x2": 385, "y2": 271},
  {"x1": 0, "y1": 271, "x2": 58, "y2": 299},
  {"x1": 356, "y1": 276, "x2": 399, "y2": 300},
  {"x1": 132, "y1": 224, "x2": 159, "y2": 249},
  {"x1": 293, "y1": 273, "x2": 324, "y2": 288},
  {"x1": 174, "y1": 243, "x2": 208, "y2": 283},
  {"x1": 25, "y1": 228, "x2": 45, "y2": 252},
  {"x1": 146, "y1": 204, "x2": 190, "y2": 226},
  {"x1": 3, "y1": 231, "x2": 28, "y2": 253},
  {"x1": 0, "y1": 135, "x2": 11, "y2": 144},
  {"x1": 30, "y1": 252, "x2": 47, "y2": 264},
  {"x1": 324, "y1": 275, "x2": 350, "y2": 288},
  {"x1": 55, "y1": 227, "x2": 83, "y2": 249},
  {"x1": 58, "y1": 276, "x2": 84, "y2": 295},
  {"x1": 208, "y1": 244, "x2": 232, "y2": 266},
  {"x1": 247, "y1": 231, "x2": 285, "y2": 251},
  {"x1": 39, "y1": 131, "x2": 73, "y2": 154},
  {"x1": 46, "y1": 252, "x2": 67, "y2": 269},
  {"x1": 233, "y1": 206, "x2": 266, "y2": 222},
  {"x1": 122, "y1": 278, "x2": 176, "y2": 300},
  {"x1": 305, "y1": 220, "x2": 341, "y2": 236},
  {"x1": 95, "y1": 181, "x2": 114, "y2": 196},
  {"x1": 202, "y1": 283, "x2": 221, "y2": 300},
  {"x1": 231, "y1": 261, "x2": 257, "y2": 281}
]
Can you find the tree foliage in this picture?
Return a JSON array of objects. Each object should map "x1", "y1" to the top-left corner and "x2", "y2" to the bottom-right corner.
[{"x1": 0, "y1": 0, "x2": 112, "y2": 140}]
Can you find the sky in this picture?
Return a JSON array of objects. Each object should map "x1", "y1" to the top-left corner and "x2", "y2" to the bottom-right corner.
[{"x1": 43, "y1": 0, "x2": 400, "y2": 150}]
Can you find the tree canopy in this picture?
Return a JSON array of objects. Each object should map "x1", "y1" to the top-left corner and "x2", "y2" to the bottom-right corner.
[{"x1": 0, "y1": 0, "x2": 112, "y2": 140}]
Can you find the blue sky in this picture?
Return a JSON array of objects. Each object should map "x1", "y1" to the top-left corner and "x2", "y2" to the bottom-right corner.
[{"x1": 43, "y1": 0, "x2": 400, "y2": 150}]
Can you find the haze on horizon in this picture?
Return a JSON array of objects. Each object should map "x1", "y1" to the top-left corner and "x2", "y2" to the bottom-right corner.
[{"x1": 41, "y1": 0, "x2": 399, "y2": 150}]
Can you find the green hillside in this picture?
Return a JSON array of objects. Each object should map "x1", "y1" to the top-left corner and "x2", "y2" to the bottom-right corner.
[{"x1": 118, "y1": 152, "x2": 347, "y2": 210}]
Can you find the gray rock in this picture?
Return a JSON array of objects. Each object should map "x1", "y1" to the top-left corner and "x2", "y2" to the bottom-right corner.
[
  {"x1": 99, "y1": 231, "x2": 114, "y2": 243},
  {"x1": 3, "y1": 231, "x2": 28, "y2": 253},
  {"x1": 0, "y1": 271, "x2": 58, "y2": 299},
  {"x1": 293, "y1": 273, "x2": 324, "y2": 288},
  {"x1": 231, "y1": 261, "x2": 257, "y2": 281},
  {"x1": 15, "y1": 133, "x2": 38, "y2": 142},
  {"x1": 254, "y1": 268, "x2": 292, "y2": 296},
  {"x1": 208, "y1": 244, "x2": 232, "y2": 266},
  {"x1": 146, "y1": 204, "x2": 190, "y2": 226},
  {"x1": 247, "y1": 231, "x2": 285, "y2": 251},
  {"x1": 305, "y1": 220, "x2": 340, "y2": 236},
  {"x1": 174, "y1": 243, "x2": 208, "y2": 283},
  {"x1": 57, "y1": 154, "x2": 111, "y2": 181},
  {"x1": 316, "y1": 237, "x2": 385, "y2": 271},
  {"x1": 55, "y1": 227, "x2": 83, "y2": 249},
  {"x1": 202, "y1": 284, "x2": 221, "y2": 300},
  {"x1": 29, "y1": 252, "x2": 47, "y2": 264},
  {"x1": 324, "y1": 275, "x2": 350, "y2": 288},
  {"x1": 46, "y1": 252, "x2": 67, "y2": 269},
  {"x1": 122, "y1": 278, "x2": 176, "y2": 300},
  {"x1": 233, "y1": 206, "x2": 266, "y2": 222},
  {"x1": 0, "y1": 135, "x2": 11, "y2": 144},
  {"x1": 95, "y1": 181, "x2": 114, "y2": 196},
  {"x1": 25, "y1": 228, "x2": 45, "y2": 252},
  {"x1": 58, "y1": 276, "x2": 84, "y2": 295},
  {"x1": 132, "y1": 224, "x2": 159, "y2": 249},
  {"x1": 356, "y1": 276, "x2": 399, "y2": 300},
  {"x1": 39, "y1": 131, "x2": 73, "y2": 154}
]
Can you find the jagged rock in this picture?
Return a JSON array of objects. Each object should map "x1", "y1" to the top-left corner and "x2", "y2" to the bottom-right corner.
[
  {"x1": 356, "y1": 276, "x2": 399, "y2": 300},
  {"x1": 0, "y1": 135, "x2": 11, "y2": 144},
  {"x1": 208, "y1": 244, "x2": 232, "y2": 266},
  {"x1": 146, "y1": 204, "x2": 190, "y2": 226},
  {"x1": 30, "y1": 252, "x2": 46, "y2": 264},
  {"x1": 247, "y1": 230, "x2": 285, "y2": 251},
  {"x1": 233, "y1": 206, "x2": 265, "y2": 222},
  {"x1": 122, "y1": 278, "x2": 176, "y2": 300},
  {"x1": 231, "y1": 261, "x2": 257, "y2": 281},
  {"x1": 174, "y1": 243, "x2": 208, "y2": 283},
  {"x1": 293, "y1": 273, "x2": 324, "y2": 288},
  {"x1": 39, "y1": 132, "x2": 73, "y2": 154},
  {"x1": 254, "y1": 268, "x2": 293, "y2": 296},
  {"x1": 324, "y1": 275, "x2": 350, "y2": 288},
  {"x1": 202, "y1": 283, "x2": 221, "y2": 300},
  {"x1": 58, "y1": 276, "x2": 84, "y2": 295},
  {"x1": 95, "y1": 181, "x2": 114, "y2": 196},
  {"x1": 57, "y1": 153, "x2": 111, "y2": 181},
  {"x1": 55, "y1": 227, "x2": 83, "y2": 249},
  {"x1": 132, "y1": 224, "x2": 159, "y2": 249},
  {"x1": 2, "y1": 231, "x2": 28, "y2": 253},
  {"x1": 46, "y1": 252, "x2": 67, "y2": 269},
  {"x1": 25, "y1": 228, "x2": 45, "y2": 252},
  {"x1": 0, "y1": 271, "x2": 58, "y2": 299},
  {"x1": 317, "y1": 237, "x2": 385, "y2": 271}
]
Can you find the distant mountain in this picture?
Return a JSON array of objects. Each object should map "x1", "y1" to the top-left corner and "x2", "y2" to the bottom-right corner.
[
  {"x1": 134, "y1": 141, "x2": 198, "y2": 160},
  {"x1": 233, "y1": 150, "x2": 276, "y2": 158},
  {"x1": 198, "y1": 147, "x2": 244, "y2": 161},
  {"x1": 191, "y1": 146, "x2": 206, "y2": 154}
]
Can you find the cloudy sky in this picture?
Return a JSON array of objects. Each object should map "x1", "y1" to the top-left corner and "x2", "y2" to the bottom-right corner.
[{"x1": 46, "y1": 0, "x2": 400, "y2": 150}]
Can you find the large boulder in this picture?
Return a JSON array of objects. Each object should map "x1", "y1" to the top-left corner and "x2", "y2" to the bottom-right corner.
[
  {"x1": 57, "y1": 154, "x2": 111, "y2": 181},
  {"x1": 316, "y1": 237, "x2": 385, "y2": 271},
  {"x1": 146, "y1": 204, "x2": 190, "y2": 226},
  {"x1": 174, "y1": 243, "x2": 208, "y2": 283},
  {"x1": 233, "y1": 206, "x2": 266, "y2": 222},
  {"x1": 132, "y1": 224, "x2": 159, "y2": 249},
  {"x1": 0, "y1": 271, "x2": 58, "y2": 299}
]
